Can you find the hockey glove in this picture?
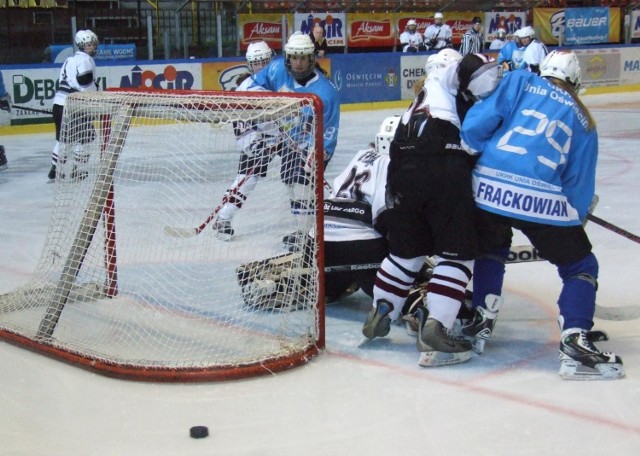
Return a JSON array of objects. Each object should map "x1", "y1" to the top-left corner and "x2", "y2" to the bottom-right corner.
[{"x1": 0, "y1": 94, "x2": 11, "y2": 113}]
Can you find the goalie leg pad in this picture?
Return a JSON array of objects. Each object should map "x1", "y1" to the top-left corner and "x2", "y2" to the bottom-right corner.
[{"x1": 236, "y1": 253, "x2": 310, "y2": 311}]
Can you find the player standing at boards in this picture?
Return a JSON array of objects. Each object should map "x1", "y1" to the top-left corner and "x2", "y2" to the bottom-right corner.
[
  {"x1": 0, "y1": 69, "x2": 11, "y2": 171},
  {"x1": 361, "y1": 52, "x2": 501, "y2": 368},
  {"x1": 459, "y1": 17, "x2": 484, "y2": 56},
  {"x1": 212, "y1": 41, "x2": 278, "y2": 240},
  {"x1": 246, "y1": 32, "x2": 340, "y2": 248},
  {"x1": 460, "y1": 50, "x2": 624, "y2": 380},
  {"x1": 399, "y1": 19, "x2": 425, "y2": 53},
  {"x1": 48, "y1": 30, "x2": 100, "y2": 182},
  {"x1": 423, "y1": 12, "x2": 453, "y2": 51}
]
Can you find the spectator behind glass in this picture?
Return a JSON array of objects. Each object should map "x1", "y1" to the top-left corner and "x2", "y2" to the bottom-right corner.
[{"x1": 310, "y1": 24, "x2": 329, "y2": 57}]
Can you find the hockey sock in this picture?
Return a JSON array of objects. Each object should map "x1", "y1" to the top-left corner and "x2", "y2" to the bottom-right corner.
[
  {"x1": 472, "y1": 247, "x2": 509, "y2": 309},
  {"x1": 217, "y1": 174, "x2": 261, "y2": 221},
  {"x1": 557, "y1": 253, "x2": 598, "y2": 330},
  {"x1": 427, "y1": 259, "x2": 473, "y2": 329},
  {"x1": 51, "y1": 141, "x2": 60, "y2": 166},
  {"x1": 372, "y1": 254, "x2": 424, "y2": 321}
]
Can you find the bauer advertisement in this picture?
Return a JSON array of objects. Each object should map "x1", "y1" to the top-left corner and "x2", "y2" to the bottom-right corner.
[{"x1": 534, "y1": 7, "x2": 621, "y2": 45}]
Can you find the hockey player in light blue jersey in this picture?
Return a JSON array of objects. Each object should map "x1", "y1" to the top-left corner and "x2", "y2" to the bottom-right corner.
[
  {"x1": 249, "y1": 31, "x2": 340, "y2": 248},
  {"x1": 460, "y1": 50, "x2": 624, "y2": 380},
  {"x1": 498, "y1": 26, "x2": 547, "y2": 74},
  {"x1": 249, "y1": 32, "x2": 340, "y2": 164}
]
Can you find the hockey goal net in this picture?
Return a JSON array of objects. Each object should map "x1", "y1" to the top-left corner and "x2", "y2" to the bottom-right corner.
[{"x1": 0, "y1": 90, "x2": 326, "y2": 381}]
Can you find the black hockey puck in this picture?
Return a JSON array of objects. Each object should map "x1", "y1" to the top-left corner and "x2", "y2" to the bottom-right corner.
[{"x1": 189, "y1": 425, "x2": 209, "y2": 439}]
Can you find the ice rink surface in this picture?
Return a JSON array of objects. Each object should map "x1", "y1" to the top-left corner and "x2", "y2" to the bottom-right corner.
[{"x1": 1, "y1": 91, "x2": 640, "y2": 455}]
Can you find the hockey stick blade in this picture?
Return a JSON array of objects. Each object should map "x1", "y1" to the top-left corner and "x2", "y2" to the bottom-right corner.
[
  {"x1": 163, "y1": 225, "x2": 198, "y2": 238},
  {"x1": 594, "y1": 303, "x2": 640, "y2": 321}
]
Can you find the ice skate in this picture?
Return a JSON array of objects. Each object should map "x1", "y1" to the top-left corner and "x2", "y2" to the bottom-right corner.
[
  {"x1": 401, "y1": 286, "x2": 427, "y2": 336},
  {"x1": 558, "y1": 328, "x2": 624, "y2": 380},
  {"x1": 416, "y1": 308, "x2": 472, "y2": 367},
  {"x1": 362, "y1": 299, "x2": 393, "y2": 340},
  {"x1": 70, "y1": 165, "x2": 88, "y2": 181},
  {"x1": 47, "y1": 164, "x2": 57, "y2": 181},
  {"x1": 212, "y1": 218, "x2": 234, "y2": 241},
  {"x1": 282, "y1": 230, "x2": 304, "y2": 252},
  {"x1": 462, "y1": 294, "x2": 504, "y2": 354},
  {"x1": 0, "y1": 145, "x2": 7, "y2": 171}
]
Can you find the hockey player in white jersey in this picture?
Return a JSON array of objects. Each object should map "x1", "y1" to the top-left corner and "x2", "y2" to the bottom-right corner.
[
  {"x1": 212, "y1": 41, "x2": 279, "y2": 240},
  {"x1": 424, "y1": 12, "x2": 453, "y2": 51},
  {"x1": 399, "y1": 19, "x2": 425, "y2": 53},
  {"x1": 460, "y1": 50, "x2": 624, "y2": 380},
  {"x1": 319, "y1": 117, "x2": 395, "y2": 301},
  {"x1": 48, "y1": 30, "x2": 100, "y2": 182},
  {"x1": 361, "y1": 53, "x2": 501, "y2": 368}
]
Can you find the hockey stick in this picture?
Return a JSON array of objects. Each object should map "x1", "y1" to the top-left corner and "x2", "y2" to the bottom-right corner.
[
  {"x1": 323, "y1": 245, "x2": 544, "y2": 273},
  {"x1": 164, "y1": 148, "x2": 277, "y2": 238},
  {"x1": 164, "y1": 171, "x2": 256, "y2": 238},
  {"x1": 586, "y1": 214, "x2": 640, "y2": 245},
  {"x1": 12, "y1": 104, "x2": 53, "y2": 115}
]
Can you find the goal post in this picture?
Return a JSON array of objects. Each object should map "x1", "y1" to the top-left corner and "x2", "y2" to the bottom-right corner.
[{"x1": 0, "y1": 90, "x2": 326, "y2": 382}]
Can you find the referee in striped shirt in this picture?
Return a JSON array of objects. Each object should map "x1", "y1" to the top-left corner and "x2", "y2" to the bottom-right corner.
[{"x1": 460, "y1": 17, "x2": 484, "y2": 56}]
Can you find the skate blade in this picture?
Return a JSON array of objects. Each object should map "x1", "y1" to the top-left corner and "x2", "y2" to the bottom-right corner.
[
  {"x1": 559, "y1": 360, "x2": 625, "y2": 380},
  {"x1": 214, "y1": 231, "x2": 233, "y2": 242},
  {"x1": 402, "y1": 315, "x2": 419, "y2": 336},
  {"x1": 418, "y1": 349, "x2": 472, "y2": 367},
  {"x1": 471, "y1": 338, "x2": 487, "y2": 355}
]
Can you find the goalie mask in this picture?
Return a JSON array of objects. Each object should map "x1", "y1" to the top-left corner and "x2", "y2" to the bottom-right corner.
[
  {"x1": 246, "y1": 41, "x2": 273, "y2": 75},
  {"x1": 375, "y1": 115, "x2": 400, "y2": 155},
  {"x1": 75, "y1": 30, "x2": 99, "y2": 56},
  {"x1": 284, "y1": 32, "x2": 316, "y2": 80}
]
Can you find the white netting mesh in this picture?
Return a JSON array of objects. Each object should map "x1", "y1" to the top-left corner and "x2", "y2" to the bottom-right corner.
[{"x1": 0, "y1": 90, "x2": 324, "y2": 380}]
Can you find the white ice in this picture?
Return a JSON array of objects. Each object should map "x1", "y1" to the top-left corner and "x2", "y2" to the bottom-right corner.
[{"x1": 1, "y1": 92, "x2": 640, "y2": 455}]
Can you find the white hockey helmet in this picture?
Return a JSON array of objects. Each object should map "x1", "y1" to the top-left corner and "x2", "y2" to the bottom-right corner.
[
  {"x1": 540, "y1": 49, "x2": 582, "y2": 92},
  {"x1": 434, "y1": 12, "x2": 444, "y2": 20},
  {"x1": 496, "y1": 28, "x2": 507, "y2": 39},
  {"x1": 375, "y1": 115, "x2": 401, "y2": 155},
  {"x1": 515, "y1": 26, "x2": 535, "y2": 39},
  {"x1": 425, "y1": 48, "x2": 462, "y2": 75},
  {"x1": 407, "y1": 19, "x2": 417, "y2": 29},
  {"x1": 284, "y1": 32, "x2": 316, "y2": 80},
  {"x1": 75, "y1": 30, "x2": 99, "y2": 55},
  {"x1": 246, "y1": 41, "x2": 273, "y2": 74}
]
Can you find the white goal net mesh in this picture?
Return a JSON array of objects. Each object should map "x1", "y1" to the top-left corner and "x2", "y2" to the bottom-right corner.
[{"x1": 0, "y1": 90, "x2": 325, "y2": 381}]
